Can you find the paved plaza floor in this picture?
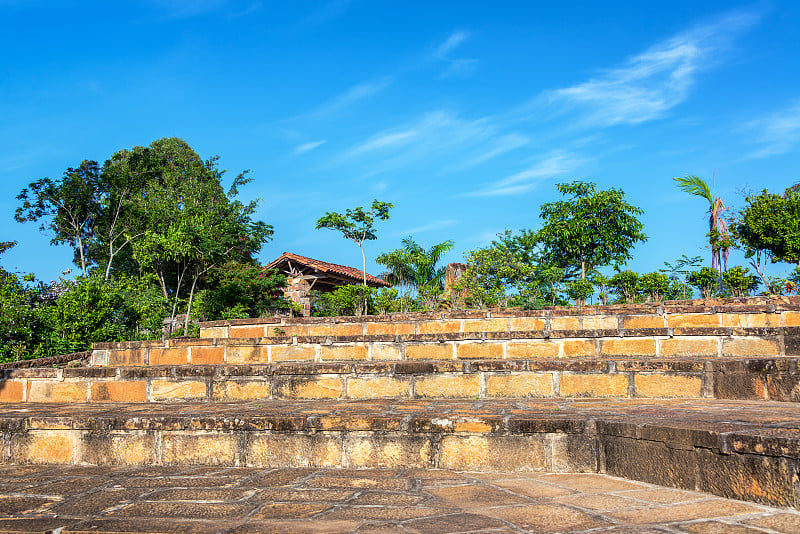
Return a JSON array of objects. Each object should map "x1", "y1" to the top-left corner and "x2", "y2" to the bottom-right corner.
[{"x1": 0, "y1": 465, "x2": 799, "y2": 533}]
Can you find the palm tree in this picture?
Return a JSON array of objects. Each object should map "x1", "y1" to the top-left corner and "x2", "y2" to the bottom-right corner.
[
  {"x1": 673, "y1": 174, "x2": 730, "y2": 272},
  {"x1": 376, "y1": 237, "x2": 454, "y2": 307}
]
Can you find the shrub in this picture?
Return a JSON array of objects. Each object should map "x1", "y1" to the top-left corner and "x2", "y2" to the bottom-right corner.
[
  {"x1": 565, "y1": 279, "x2": 594, "y2": 306},
  {"x1": 721, "y1": 266, "x2": 760, "y2": 297},
  {"x1": 312, "y1": 285, "x2": 375, "y2": 317},
  {"x1": 638, "y1": 272, "x2": 670, "y2": 302},
  {"x1": 609, "y1": 270, "x2": 639, "y2": 303},
  {"x1": 686, "y1": 267, "x2": 719, "y2": 299}
]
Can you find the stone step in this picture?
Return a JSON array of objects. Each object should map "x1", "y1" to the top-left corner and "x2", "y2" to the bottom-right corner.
[
  {"x1": 90, "y1": 326, "x2": 800, "y2": 367},
  {"x1": 2, "y1": 398, "x2": 799, "y2": 509},
  {"x1": 3, "y1": 357, "x2": 799, "y2": 404}
]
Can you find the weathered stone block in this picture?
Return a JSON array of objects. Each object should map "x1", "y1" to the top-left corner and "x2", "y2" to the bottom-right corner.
[
  {"x1": 415, "y1": 375, "x2": 480, "y2": 398},
  {"x1": 721, "y1": 313, "x2": 781, "y2": 328},
  {"x1": 723, "y1": 338, "x2": 780, "y2": 357},
  {"x1": 27, "y1": 381, "x2": 87, "y2": 403},
  {"x1": 508, "y1": 317, "x2": 546, "y2": 331},
  {"x1": 149, "y1": 347, "x2": 187, "y2": 366},
  {"x1": 150, "y1": 380, "x2": 207, "y2": 401},
  {"x1": 563, "y1": 340, "x2": 595, "y2": 357},
  {"x1": 371, "y1": 344, "x2": 402, "y2": 360},
  {"x1": 161, "y1": 432, "x2": 238, "y2": 465},
  {"x1": 201, "y1": 326, "x2": 228, "y2": 338},
  {"x1": 602, "y1": 435, "x2": 697, "y2": 490},
  {"x1": 346, "y1": 377, "x2": 411, "y2": 399},
  {"x1": 486, "y1": 374, "x2": 553, "y2": 398},
  {"x1": 418, "y1": 320, "x2": 461, "y2": 334},
  {"x1": 786, "y1": 312, "x2": 800, "y2": 327},
  {"x1": 582, "y1": 316, "x2": 618, "y2": 329},
  {"x1": 456, "y1": 342, "x2": 503, "y2": 360},
  {"x1": 308, "y1": 323, "x2": 363, "y2": 337},
  {"x1": 82, "y1": 431, "x2": 156, "y2": 465},
  {"x1": 191, "y1": 346, "x2": 224, "y2": 365},
  {"x1": 90, "y1": 381, "x2": 147, "y2": 402},
  {"x1": 108, "y1": 349, "x2": 144, "y2": 366},
  {"x1": 226, "y1": 345, "x2": 268, "y2": 364},
  {"x1": 344, "y1": 434, "x2": 433, "y2": 468},
  {"x1": 551, "y1": 317, "x2": 580, "y2": 330},
  {"x1": 321, "y1": 344, "x2": 368, "y2": 361},
  {"x1": 212, "y1": 381, "x2": 271, "y2": 401},
  {"x1": 660, "y1": 338, "x2": 717, "y2": 357},
  {"x1": 0, "y1": 381, "x2": 24, "y2": 402},
  {"x1": 271, "y1": 346, "x2": 316, "y2": 362},
  {"x1": 10, "y1": 430, "x2": 79, "y2": 464},
  {"x1": 276, "y1": 377, "x2": 342, "y2": 399},
  {"x1": 634, "y1": 375, "x2": 702, "y2": 398},
  {"x1": 439, "y1": 435, "x2": 546, "y2": 471},
  {"x1": 623, "y1": 315, "x2": 665, "y2": 329},
  {"x1": 506, "y1": 341, "x2": 558, "y2": 358},
  {"x1": 230, "y1": 325, "x2": 266, "y2": 338},
  {"x1": 246, "y1": 433, "x2": 343, "y2": 467},
  {"x1": 560, "y1": 374, "x2": 628, "y2": 397},
  {"x1": 548, "y1": 433, "x2": 597, "y2": 472},
  {"x1": 600, "y1": 338, "x2": 657, "y2": 357},
  {"x1": 462, "y1": 319, "x2": 508, "y2": 333},
  {"x1": 667, "y1": 314, "x2": 720, "y2": 328},
  {"x1": 365, "y1": 322, "x2": 416, "y2": 335},
  {"x1": 406, "y1": 343, "x2": 452, "y2": 360}
]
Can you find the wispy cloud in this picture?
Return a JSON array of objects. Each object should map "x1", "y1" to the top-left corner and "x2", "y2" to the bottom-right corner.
[
  {"x1": 523, "y1": 9, "x2": 760, "y2": 128},
  {"x1": 294, "y1": 140, "x2": 326, "y2": 154},
  {"x1": 349, "y1": 130, "x2": 418, "y2": 155},
  {"x1": 146, "y1": 0, "x2": 245, "y2": 20},
  {"x1": 281, "y1": 78, "x2": 391, "y2": 123},
  {"x1": 392, "y1": 219, "x2": 457, "y2": 237},
  {"x1": 746, "y1": 100, "x2": 800, "y2": 158},
  {"x1": 464, "y1": 152, "x2": 582, "y2": 197},
  {"x1": 434, "y1": 30, "x2": 478, "y2": 78}
]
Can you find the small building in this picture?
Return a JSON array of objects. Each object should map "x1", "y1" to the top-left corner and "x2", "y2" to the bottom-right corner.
[{"x1": 264, "y1": 252, "x2": 391, "y2": 316}]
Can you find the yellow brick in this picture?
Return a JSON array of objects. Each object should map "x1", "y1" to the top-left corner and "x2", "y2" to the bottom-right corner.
[
  {"x1": 406, "y1": 343, "x2": 452, "y2": 360},
  {"x1": 371, "y1": 344, "x2": 402, "y2": 360},
  {"x1": 623, "y1": 315, "x2": 665, "y2": 329},
  {"x1": 462, "y1": 318, "x2": 508, "y2": 333},
  {"x1": 307, "y1": 323, "x2": 363, "y2": 337},
  {"x1": 506, "y1": 341, "x2": 559, "y2": 358},
  {"x1": 456, "y1": 342, "x2": 504, "y2": 359},
  {"x1": 320, "y1": 344, "x2": 368, "y2": 361},
  {"x1": 246, "y1": 434, "x2": 342, "y2": 468},
  {"x1": 720, "y1": 313, "x2": 781, "y2": 327},
  {"x1": 230, "y1": 325, "x2": 266, "y2": 338},
  {"x1": 149, "y1": 347, "x2": 187, "y2": 366},
  {"x1": 91, "y1": 381, "x2": 147, "y2": 402},
  {"x1": 108, "y1": 349, "x2": 144, "y2": 366},
  {"x1": 364, "y1": 322, "x2": 416, "y2": 335},
  {"x1": 439, "y1": 435, "x2": 546, "y2": 471},
  {"x1": 418, "y1": 320, "x2": 461, "y2": 334},
  {"x1": 346, "y1": 377, "x2": 411, "y2": 399},
  {"x1": 212, "y1": 381, "x2": 271, "y2": 401},
  {"x1": 150, "y1": 380, "x2": 206, "y2": 401},
  {"x1": 0, "y1": 381, "x2": 24, "y2": 402},
  {"x1": 271, "y1": 346, "x2": 316, "y2": 362},
  {"x1": 563, "y1": 340, "x2": 596, "y2": 357},
  {"x1": 486, "y1": 374, "x2": 553, "y2": 397},
  {"x1": 277, "y1": 377, "x2": 342, "y2": 399},
  {"x1": 415, "y1": 375, "x2": 480, "y2": 398},
  {"x1": 226, "y1": 345, "x2": 268, "y2": 364},
  {"x1": 344, "y1": 435, "x2": 432, "y2": 469},
  {"x1": 582, "y1": 316, "x2": 618, "y2": 329},
  {"x1": 13, "y1": 430, "x2": 78, "y2": 464},
  {"x1": 634, "y1": 375, "x2": 702, "y2": 398},
  {"x1": 600, "y1": 338, "x2": 657, "y2": 356},
  {"x1": 660, "y1": 338, "x2": 717, "y2": 357},
  {"x1": 786, "y1": 312, "x2": 800, "y2": 326},
  {"x1": 191, "y1": 346, "x2": 224, "y2": 365},
  {"x1": 560, "y1": 374, "x2": 629, "y2": 397},
  {"x1": 201, "y1": 326, "x2": 228, "y2": 338},
  {"x1": 266, "y1": 325, "x2": 308, "y2": 337},
  {"x1": 723, "y1": 338, "x2": 779, "y2": 357},
  {"x1": 27, "y1": 381, "x2": 87, "y2": 403},
  {"x1": 162, "y1": 432, "x2": 237, "y2": 465},
  {"x1": 508, "y1": 317, "x2": 546, "y2": 331},
  {"x1": 550, "y1": 317, "x2": 580, "y2": 330},
  {"x1": 84, "y1": 431, "x2": 156, "y2": 465},
  {"x1": 666, "y1": 314, "x2": 720, "y2": 328}
]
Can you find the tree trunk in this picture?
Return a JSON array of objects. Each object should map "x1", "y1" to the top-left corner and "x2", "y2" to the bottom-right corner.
[
  {"x1": 184, "y1": 273, "x2": 199, "y2": 332},
  {"x1": 77, "y1": 235, "x2": 87, "y2": 277}
]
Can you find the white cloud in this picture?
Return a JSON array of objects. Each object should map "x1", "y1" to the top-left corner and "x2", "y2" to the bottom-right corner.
[
  {"x1": 280, "y1": 78, "x2": 392, "y2": 124},
  {"x1": 349, "y1": 130, "x2": 418, "y2": 155},
  {"x1": 392, "y1": 219, "x2": 457, "y2": 237},
  {"x1": 465, "y1": 152, "x2": 582, "y2": 197},
  {"x1": 434, "y1": 30, "x2": 478, "y2": 78},
  {"x1": 525, "y1": 9, "x2": 760, "y2": 128},
  {"x1": 294, "y1": 140, "x2": 326, "y2": 154},
  {"x1": 436, "y1": 31, "x2": 469, "y2": 58},
  {"x1": 746, "y1": 100, "x2": 800, "y2": 158}
]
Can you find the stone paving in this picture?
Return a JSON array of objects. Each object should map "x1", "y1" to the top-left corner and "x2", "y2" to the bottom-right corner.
[{"x1": 1, "y1": 465, "x2": 800, "y2": 533}]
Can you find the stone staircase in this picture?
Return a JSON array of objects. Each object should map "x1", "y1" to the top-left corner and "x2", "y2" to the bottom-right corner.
[{"x1": 2, "y1": 297, "x2": 800, "y2": 511}]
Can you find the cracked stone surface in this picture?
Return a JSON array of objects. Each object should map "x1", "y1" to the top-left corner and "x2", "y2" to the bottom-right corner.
[{"x1": 0, "y1": 466, "x2": 799, "y2": 533}]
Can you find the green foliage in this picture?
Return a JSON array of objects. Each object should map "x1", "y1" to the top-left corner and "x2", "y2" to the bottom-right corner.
[
  {"x1": 376, "y1": 237, "x2": 453, "y2": 309},
  {"x1": 673, "y1": 175, "x2": 713, "y2": 204},
  {"x1": 732, "y1": 188, "x2": 800, "y2": 267},
  {"x1": 312, "y1": 285, "x2": 376, "y2": 317},
  {"x1": 536, "y1": 181, "x2": 646, "y2": 279},
  {"x1": 374, "y1": 287, "x2": 400, "y2": 315},
  {"x1": 660, "y1": 255, "x2": 703, "y2": 300},
  {"x1": 721, "y1": 266, "x2": 760, "y2": 297},
  {"x1": 192, "y1": 261, "x2": 288, "y2": 321},
  {"x1": 687, "y1": 267, "x2": 719, "y2": 299},
  {"x1": 637, "y1": 272, "x2": 670, "y2": 302},
  {"x1": 609, "y1": 270, "x2": 639, "y2": 303},
  {"x1": 565, "y1": 279, "x2": 594, "y2": 305}
]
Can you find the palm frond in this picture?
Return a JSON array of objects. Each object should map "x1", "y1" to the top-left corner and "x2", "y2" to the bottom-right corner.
[{"x1": 673, "y1": 175, "x2": 713, "y2": 206}]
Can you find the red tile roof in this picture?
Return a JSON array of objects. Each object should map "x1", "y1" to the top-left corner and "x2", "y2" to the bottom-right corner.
[{"x1": 264, "y1": 252, "x2": 391, "y2": 287}]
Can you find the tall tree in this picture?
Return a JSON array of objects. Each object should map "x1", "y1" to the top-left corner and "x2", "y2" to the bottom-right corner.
[
  {"x1": 376, "y1": 237, "x2": 453, "y2": 308},
  {"x1": 673, "y1": 174, "x2": 730, "y2": 271},
  {"x1": 536, "y1": 181, "x2": 646, "y2": 280},
  {"x1": 316, "y1": 200, "x2": 393, "y2": 286}
]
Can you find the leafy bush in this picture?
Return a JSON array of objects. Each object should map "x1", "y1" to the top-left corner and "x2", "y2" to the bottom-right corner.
[
  {"x1": 721, "y1": 266, "x2": 760, "y2": 297},
  {"x1": 638, "y1": 272, "x2": 670, "y2": 302},
  {"x1": 687, "y1": 267, "x2": 719, "y2": 299},
  {"x1": 565, "y1": 279, "x2": 594, "y2": 305},
  {"x1": 312, "y1": 285, "x2": 375, "y2": 317},
  {"x1": 374, "y1": 287, "x2": 400, "y2": 315},
  {"x1": 609, "y1": 270, "x2": 639, "y2": 303},
  {"x1": 193, "y1": 261, "x2": 288, "y2": 321}
]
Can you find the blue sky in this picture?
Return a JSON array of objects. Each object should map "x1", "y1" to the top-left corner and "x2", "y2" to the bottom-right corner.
[{"x1": 1, "y1": 1, "x2": 799, "y2": 285}]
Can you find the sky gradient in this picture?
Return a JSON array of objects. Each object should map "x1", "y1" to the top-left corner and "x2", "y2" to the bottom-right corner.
[{"x1": 2, "y1": 1, "x2": 799, "y2": 285}]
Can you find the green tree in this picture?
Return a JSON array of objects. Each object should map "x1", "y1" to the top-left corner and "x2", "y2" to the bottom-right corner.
[
  {"x1": 376, "y1": 237, "x2": 453, "y2": 309},
  {"x1": 660, "y1": 255, "x2": 703, "y2": 300},
  {"x1": 731, "y1": 188, "x2": 800, "y2": 292},
  {"x1": 722, "y1": 266, "x2": 760, "y2": 297},
  {"x1": 609, "y1": 270, "x2": 639, "y2": 303},
  {"x1": 316, "y1": 200, "x2": 393, "y2": 287},
  {"x1": 673, "y1": 175, "x2": 730, "y2": 271},
  {"x1": 537, "y1": 181, "x2": 646, "y2": 280},
  {"x1": 687, "y1": 267, "x2": 718, "y2": 299},
  {"x1": 637, "y1": 272, "x2": 670, "y2": 302},
  {"x1": 193, "y1": 261, "x2": 288, "y2": 320}
]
